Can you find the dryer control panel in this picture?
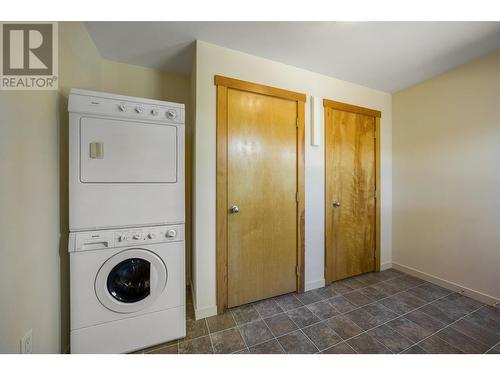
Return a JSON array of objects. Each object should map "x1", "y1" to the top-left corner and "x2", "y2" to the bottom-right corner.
[{"x1": 69, "y1": 224, "x2": 184, "y2": 252}]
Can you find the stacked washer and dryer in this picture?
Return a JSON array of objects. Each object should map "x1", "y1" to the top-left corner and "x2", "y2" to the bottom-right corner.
[{"x1": 68, "y1": 89, "x2": 186, "y2": 353}]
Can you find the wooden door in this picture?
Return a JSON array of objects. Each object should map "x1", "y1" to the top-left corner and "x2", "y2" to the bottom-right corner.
[
  {"x1": 325, "y1": 102, "x2": 379, "y2": 283},
  {"x1": 226, "y1": 88, "x2": 298, "y2": 307}
]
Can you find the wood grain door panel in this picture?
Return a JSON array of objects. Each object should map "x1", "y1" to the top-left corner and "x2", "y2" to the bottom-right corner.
[
  {"x1": 325, "y1": 107, "x2": 376, "y2": 282},
  {"x1": 227, "y1": 88, "x2": 297, "y2": 307}
]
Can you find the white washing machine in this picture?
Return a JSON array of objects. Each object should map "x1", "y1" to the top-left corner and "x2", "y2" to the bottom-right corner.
[{"x1": 69, "y1": 224, "x2": 185, "y2": 353}]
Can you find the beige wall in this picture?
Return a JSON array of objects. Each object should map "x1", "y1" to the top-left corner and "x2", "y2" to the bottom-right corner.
[
  {"x1": 0, "y1": 22, "x2": 191, "y2": 353},
  {"x1": 393, "y1": 51, "x2": 500, "y2": 301},
  {"x1": 192, "y1": 41, "x2": 393, "y2": 318}
]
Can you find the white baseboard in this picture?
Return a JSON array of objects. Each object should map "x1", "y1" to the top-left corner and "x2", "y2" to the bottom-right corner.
[
  {"x1": 305, "y1": 279, "x2": 325, "y2": 292},
  {"x1": 392, "y1": 262, "x2": 499, "y2": 306},
  {"x1": 380, "y1": 261, "x2": 393, "y2": 271},
  {"x1": 190, "y1": 281, "x2": 218, "y2": 319}
]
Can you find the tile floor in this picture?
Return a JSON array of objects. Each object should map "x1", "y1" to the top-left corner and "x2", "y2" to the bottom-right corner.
[{"x1": 138, "y1": 269, "x2": 500, "y2": 354}]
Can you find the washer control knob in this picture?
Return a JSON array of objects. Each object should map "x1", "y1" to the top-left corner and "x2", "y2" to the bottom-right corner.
[
  {"x1": 132, "y1": 234, "x2": 141, "y2": 240},
  {"x1": 166, "y1": 229, "x2": 177, "y2": 238},
  {"x1": 118, "y1": 104, "x2": 127, "y2": 112},
  {"x1": 151, "y1": 108, "x2": 159, "y2": 116},
  {"x1": 166, "y1": 110, "x2": 177, "y2": 120},
  {"x1": 135, "y1": 106, "x2": 144, "y2": 114},
  {"x1": 119, "y1": 235, "x2": 129, "y2": 242},
  {"x1": 147, "y1": 233, "x2": 156, "y2": 239}
]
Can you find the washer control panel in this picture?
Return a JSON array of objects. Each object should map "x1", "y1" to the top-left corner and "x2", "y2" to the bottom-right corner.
[
  {"x1": 69, "y1": 224, "x2": 184, "y2": 252},
  {"x1": 115, "y1": 225, "x2": 183, "y2": 246}
]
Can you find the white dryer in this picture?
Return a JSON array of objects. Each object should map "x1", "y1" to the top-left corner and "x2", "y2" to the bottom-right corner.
[
  {"x1": 68, "y1": 89, "x2": 185, "y2": 231},
  {"x1": 69, "y1": 224, "x2": 185, "y2": 353}
]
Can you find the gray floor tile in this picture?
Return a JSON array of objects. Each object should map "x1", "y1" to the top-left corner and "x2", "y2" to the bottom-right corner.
[
  {"x1": 343, "y1": 290, "x2": 375, "y2": 307},
  {"x1": 274, "y1": 293, "x2": 303, "y2": 311},
  {"x1": 206, "y1": 312, "x2": 236, "y2": 333},
  {"x1": 353, "y1": 273, "x2": 382, "y2": 286},
  {"x1": 404, "y1": 309, "x2": 447, "y2": 333},
  {"x1": 451, "y1": 318, "x2": 500, "y2": 347},
  {"x1": 302, "y1": 321, "x2": 342, "y2": 351},
  {"x1": 211, "y1": 328, "x2": 246, "y2": 354},
  {"x1": 278, "y1": 330, "x2": 317, "y2": 354},
  {"x1": 328, "y1": 281, "x2": 354, "y2": 295},
  {"x1": 264, "y1": 313, "x2": 299, "y2": 336},
  {"x1": 371, "y1": 282, "x2": 404, "y2": 297},
  {"x1": 402, "y1": 345, "x2": 427, "y2": 354},
  {"x1": 347, "y1": 333, "x2": 392, "y2": 354},
  {"x1": 380, "y1": 292, "x2": 426, "y2": 315},
  {"x1": 360, "y1": 286, "x2": 389, "y2": 301},
  {"x1": 307, "y1": 300, "x2": 340, "y2": 320},
  {"x1": 379, "y1": 268, "x2": 405, "y2": 280},
  {"x1": 326, "y1": 315, "x2": 364, "y2": 340},
  {"x1": 362, "y1": 302, "x2": 399, "y2": 324},
  {"x1": 379, "y1": 279, "x2": 408, "y2": 294},
  {"x1": 287, "y1": 306, "x2": 320, "y2": 328},
  {"x1": 437, "y1": 327, "x2": 489, "y2": 354},
  {"x1": 145, "y1": 343, "x2": 178, "y2": 354},
  {"x1": 406, "y1": 283, "x2": 452, "y2": 303},
  {"x1": 249, "y1": 339, "x2": 284, "y2": 354},
  {"x1": 386, "y1": 317, "x2": 433, "y2": 342},
  {"x1": 327, "y1": 296, "x2": 357, "y2": 313},
  {"x1": 231, "y1": 304, "x2": 261, "y2": 325},
  {"x1": 419, "y1": 303, "x2": 456, "y2": 325},
  {"x1": 367, "y1": 325, "x2": 413, "y2": 353},
  {"x1": 465, "y1": 308, "x2": 500, "y2": 335},
  {"x1": 238, "y1": 320, "x2": 274, "y2": 347},
  {"x1": 418, "y1": 336, "x2": 463, "y2": 354},
  {"x1": 296, "y1": 290, "x2": 323, "y2": 305},
  {"x1": 179, "y1": 336, "x2": 213, "y2": 354},
  {"x1": 430, "y1": 294, "x2": 477, "y2": 321},
  {"x1": 397, "y1": 275, "x2": 426, "y2": 289},
  {"x1": 315, "y1": 285, "x2": 340, "y2": 300},
  {"x1": 183, "y1": 318, "x2": 209, "y2": 341},
  {"x1": 344, "y1": 308, "x2": 379, "y2": 330},
  {"x1": 253, "y1": 299, "x2": 283, "y2": 318},
  {"x1": 321, "y1": 342, "x2": 357, "y2": 354},
  {"x1": 340, "y1": 277, "x2": 367, "y2": 290}
]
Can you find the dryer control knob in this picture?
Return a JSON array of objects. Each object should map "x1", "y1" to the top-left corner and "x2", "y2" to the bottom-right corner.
[
  {"x1": 118, "y1": 104, "x2": 127, "y2": 112},
  {"x1": 119, "y1": 235, "x2": 129, "y2": 242},
  {"x1": 132, "y1": 234, "x2": 141, "y2": 240},
  {"x1": 147, "y1": 233, "x2": 156, "y2": 239},
  {"x1": 135, "y1": 106, "x2": 144, "y2": 114},
  {"x1": 151, "y1": 108, "x2": 159, "y2": 116},
  {"x1": 166, "y1": 110, "x2": 177, "y2": 120},
  {"x1": 166, "y1": 229, "x2": 177, "y2": 238}
]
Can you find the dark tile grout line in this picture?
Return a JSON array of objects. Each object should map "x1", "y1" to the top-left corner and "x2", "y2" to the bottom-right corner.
[{"x1": 147, "y1": 270, "x2": 497, "y2": 354}]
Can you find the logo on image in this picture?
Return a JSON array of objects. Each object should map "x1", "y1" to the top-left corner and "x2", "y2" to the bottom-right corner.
[{"x1": 1, "y1": 22, "x2": 58, "y2": 90}]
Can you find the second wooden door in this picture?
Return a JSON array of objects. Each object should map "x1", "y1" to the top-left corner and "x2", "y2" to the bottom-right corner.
[
  {"x1": 227, "y1": 88, "x2": 298, "y2": 307},
  {"x1": 325, "y1": 105, "x2": 377, "y2": 283}
]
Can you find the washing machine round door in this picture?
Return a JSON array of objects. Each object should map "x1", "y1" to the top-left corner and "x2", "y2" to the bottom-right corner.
[{"x1": 95, "y1": 248, "x2": 167, "y2": 313}]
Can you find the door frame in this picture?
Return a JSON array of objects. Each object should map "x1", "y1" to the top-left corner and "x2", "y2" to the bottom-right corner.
[
  {"x1": 323, "y1": 99, "x2": 382, "y2": 284},
  {"x1": 215, "y1": 75, "x2": 306, "y2": 313}
]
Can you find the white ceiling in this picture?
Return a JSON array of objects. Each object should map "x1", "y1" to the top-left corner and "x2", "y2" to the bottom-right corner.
[{"x1": 84, "y1": 22, "x2": 500, "y2": 93}]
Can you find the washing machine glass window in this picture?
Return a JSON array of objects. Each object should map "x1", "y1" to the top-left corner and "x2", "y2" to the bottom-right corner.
[
  {"x1": 95, "y1": 248, "x2": 167, "y2": 314},
  {"x1": 107, "y1": 258, "x2": 151, "y2": 303}
]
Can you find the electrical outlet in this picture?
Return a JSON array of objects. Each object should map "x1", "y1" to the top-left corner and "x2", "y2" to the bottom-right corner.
[{"x1": 21, "y1": 330, "x2": 33, "y2": 354}]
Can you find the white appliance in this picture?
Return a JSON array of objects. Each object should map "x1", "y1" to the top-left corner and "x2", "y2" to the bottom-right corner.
[
  {"x1": 68, "y1": 89, "x2": 185, "y2": 231},
  {"x1": 69, "y1": 225, "x2": 185, "y2": 353},
  {"x1": 68, "y1": 89, "x2": 186, "y2": 353}
]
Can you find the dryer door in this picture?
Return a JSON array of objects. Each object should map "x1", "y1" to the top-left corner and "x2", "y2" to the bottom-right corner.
[
  {"x1": 80, "y1": 116, "x2": 178, "y2": 183},
  {"x1": 95, "y1": 248, "x2": 167, "y2": 313}
]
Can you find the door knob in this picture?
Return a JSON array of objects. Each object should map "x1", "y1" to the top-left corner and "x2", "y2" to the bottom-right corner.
[
  {"x1": 333, "y1": 200, "x2": 341, "y2": 208},
  {"x1": 230, "y1": 205, "x2": 240, "y2": 214}
]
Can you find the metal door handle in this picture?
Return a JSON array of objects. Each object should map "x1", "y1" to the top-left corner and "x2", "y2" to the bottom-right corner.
[
  {"x1": 230, "y1": 205, "x2": 240, "y2": 214},
  {"x1": 333, "y1": 200, "x2": 341, "y2": 208}
]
